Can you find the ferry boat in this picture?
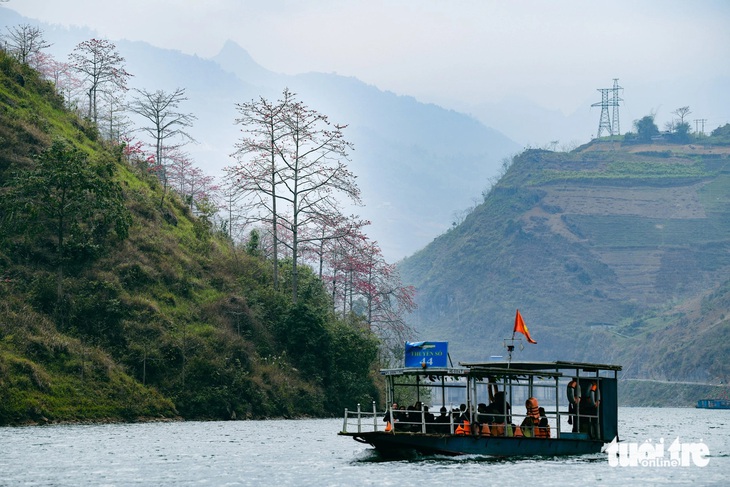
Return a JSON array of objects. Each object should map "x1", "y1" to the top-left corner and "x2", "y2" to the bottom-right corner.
[
  {"x1": 696, "y1": 398, "x2": 730, "y2": 409},
  {"x1": 339, "y1": 341, "x2": 621, "y2": 457}
]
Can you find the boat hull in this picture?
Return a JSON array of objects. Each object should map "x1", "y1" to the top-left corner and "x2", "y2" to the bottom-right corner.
[{"x1": 341, "y1": 431, "x2": 605, "y2": 457}]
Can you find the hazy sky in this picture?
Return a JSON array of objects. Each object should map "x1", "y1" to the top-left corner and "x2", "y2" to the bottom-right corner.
[{"x1": 6, "y1": 0, "x2": 730, "y2": 122}]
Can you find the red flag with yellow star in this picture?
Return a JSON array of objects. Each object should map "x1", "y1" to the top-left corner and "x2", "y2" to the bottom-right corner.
[{"x1": 513, "y1": 309, "x2": 537, "y2": 344}]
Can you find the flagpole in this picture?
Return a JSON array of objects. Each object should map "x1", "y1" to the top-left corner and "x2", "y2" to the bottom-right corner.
[{"x1": 506, "y1": 331, "x2": 515, "y2": 367}]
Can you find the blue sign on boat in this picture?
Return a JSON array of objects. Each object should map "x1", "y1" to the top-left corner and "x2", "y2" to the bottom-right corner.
[{"x1": 404, "y1": 341, "x2": 448, "y2": 368}]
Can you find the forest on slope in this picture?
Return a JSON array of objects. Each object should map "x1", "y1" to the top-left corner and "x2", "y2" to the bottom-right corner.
[
  {"x1": 399, "y1": 135, "x2": 730, "y2": 399},
  {"x1": 0, "y1": 50, "x2": 383, "y2": 425}
]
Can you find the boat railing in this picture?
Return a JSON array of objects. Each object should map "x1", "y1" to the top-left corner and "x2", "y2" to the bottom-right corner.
[
  {"x1": 341, "y1": 402, "x2": 602, "y2": 439},
  {"x1": 341, "y1": 402, "x2": 382, "y2": 434}
]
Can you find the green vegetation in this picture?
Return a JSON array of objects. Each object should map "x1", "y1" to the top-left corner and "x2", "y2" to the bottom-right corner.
[
  {"x1": 0, "y1": 51, "x2": 380, "y2": 425},
  {"x1": 535, "y1": 160, "x2": 712, "y2": 185},
  {"x1": 400, "y1": 143, "x2": 730, "y2": 401}
]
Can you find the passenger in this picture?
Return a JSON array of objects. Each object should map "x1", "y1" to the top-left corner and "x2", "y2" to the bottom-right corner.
[
  {"x1": 520, "y1": 397, "x2": 540, "y2": 437},
  {"x1": 454, "y1": 403, "x2": 471, "y2": 435},
  {"x1": 434, "y1": 406, "x2": 451, "y2": 434},
  {"x1": 484, "y1": 390, "x2": 511, "y2": 436},
  {"x1": 407, "y1": 403, "x2": 422, "y2": 432},
  {"x1": 383, "y1": 402, "x2": 398, "y2": 432},
  {"x1": 583, "y1": 381, "x2": 600, "y2": 439},
  {"x1": 567, "y1": 377, "x2": 581, "y2": 432},
  {"x1": 475, "y1": 403, "x2": 491, "y2": 436},
  {"x1": 537, "y1": 407, "x2": 551, "y2": 438}
]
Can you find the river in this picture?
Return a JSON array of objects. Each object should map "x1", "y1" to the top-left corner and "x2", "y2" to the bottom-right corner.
[{"x1": 1, "y1": 407, "x2": 727, "y2": 486}]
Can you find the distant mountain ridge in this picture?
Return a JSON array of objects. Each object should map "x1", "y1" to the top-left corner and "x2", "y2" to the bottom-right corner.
[
  {"x1": 209, "y1": 41, "x2": 522, "y2": 260},
  {"x1": 0, "y1": 6, "x2": 521, "y2": 260},
  {"x1": 399, "y1": 143, "x2": 730, "y2": 388}
]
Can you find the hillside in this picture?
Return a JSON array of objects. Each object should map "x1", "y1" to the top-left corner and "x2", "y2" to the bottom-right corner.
[
  {"x1": 0, "y1": 51, "x2": 380, "y2": 425},
  {"x1": 399, "y1": 142, "x2": 730, "y2": 397}
]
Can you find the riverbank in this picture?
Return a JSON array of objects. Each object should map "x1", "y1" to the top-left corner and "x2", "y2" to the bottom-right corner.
[{"x1": 619, "y1": 379, "x2": 727, "y2": 407}]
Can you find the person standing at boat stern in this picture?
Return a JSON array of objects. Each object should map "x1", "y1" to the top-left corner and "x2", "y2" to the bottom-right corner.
[
  {"x1": 583, "y1": 381, "x2": 601, "y2": 439},
  {"x1": 567, "y1": 378, "x2": 581, "y2": 432},
  {"x1": 383, "y1": 403, "x2": 399, "y2": 431}
]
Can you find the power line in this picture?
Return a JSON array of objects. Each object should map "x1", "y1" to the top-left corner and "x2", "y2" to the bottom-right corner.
[{"x1": 694, "y1": 118, "x2": 707, "y2": 135}]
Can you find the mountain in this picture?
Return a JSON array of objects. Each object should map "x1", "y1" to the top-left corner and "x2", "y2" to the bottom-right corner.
[
  {"x1": 0, "y1": 7, "x2": 521, "y2": 261},
  {"x1": 399, "y1": 141, "x2": 730, "y2": 389},
  {"x1": 210, "y1": 42, "x2": 522, "y2": 260}
]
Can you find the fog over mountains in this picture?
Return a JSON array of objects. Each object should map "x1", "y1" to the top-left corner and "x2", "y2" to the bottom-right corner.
[
  {"x1": 3, "y1": 6, "x2": 728, "y2": 261},
  {"x1": 0, "y1": 8, "x2": 523, "y2": 261}
]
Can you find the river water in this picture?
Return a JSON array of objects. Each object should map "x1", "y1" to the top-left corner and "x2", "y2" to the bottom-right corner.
[{"x1": 1, "y1": 407, "x2": 727, "y2": 486}]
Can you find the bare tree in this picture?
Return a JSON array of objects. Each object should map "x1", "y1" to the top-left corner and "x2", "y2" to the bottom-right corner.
[
  {"x1": 231, "y1": 90, "x2": 361, "y2": 302},
  {"x1": 673, "y1": 106, "x2": 691, "y2": 125},
  {"x1": 2, "y1": 24, "x2": 51, "y2": 65},
  {"x1": 218, "y1": 170, "x2": 251, "y2": 241},
  {"x1": 277, "y1": 95, "x2": 360, "y2": 303},
  {"x1": 69, "y1": 39, "x2": 132, "y2": 124},
  {"x1": 231, "y1": 89, "x2": 295, "y2": 289},
  {"x1": 99, "y1": 89, "x2": 132, "y2": 143},
  {"x1": 129, "y1": 87, "x2": 196, "y2": 206}
]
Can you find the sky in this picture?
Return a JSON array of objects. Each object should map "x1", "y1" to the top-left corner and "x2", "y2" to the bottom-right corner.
[{"x1": 5, "y1": 0, "x2": 730, "y2": 130}]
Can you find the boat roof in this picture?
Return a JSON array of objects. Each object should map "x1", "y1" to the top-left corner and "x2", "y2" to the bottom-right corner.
[
  {"x1": 460, "y1": 360, "x2": 623, "y2": 372},
  {"x1": 380, "y1": 360, "x2": 621, "y2": 377}
]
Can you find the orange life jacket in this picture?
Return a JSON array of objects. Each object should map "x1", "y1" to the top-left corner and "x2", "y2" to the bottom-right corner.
[
  {"x1": 535, "y1": 424, "x2": 551, "y2": 438},
  {"x1": 455, "y1": 419, "x2": 471, "y2": 435},
  {"x1": 385, "y1": 421, "x2": 392, "y2": 432},
  {"x1": 521, "y1": 397, "x2": 541, "y2": 437}
]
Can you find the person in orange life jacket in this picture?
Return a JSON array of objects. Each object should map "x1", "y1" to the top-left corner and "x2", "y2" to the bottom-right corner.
[
  {"x1": 454, "y1": 403, "x2": 472, "y2": 435},
  {"x1": 520, "y1": 398, "x2": 550, "y2": 438},
  {"x1": 482, "y1": 391, "x2": 512, "y2": 436},
  {"x1": 383, "y1": 402, "x2": 398, "y2": 432},
  {"x1": 520, "y1": 397, "x2": 541, "y2": 437},
  {"x1": 567, "y1": 377, "x2": 581, "y2": 432},
  {"x1": 475, "y1": 403, "x2": 492, "y2": 436}
]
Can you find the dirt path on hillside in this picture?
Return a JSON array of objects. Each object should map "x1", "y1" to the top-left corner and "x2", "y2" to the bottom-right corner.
[{"x1": 584, "y1": 141, "x2": 730, "y2": 155}]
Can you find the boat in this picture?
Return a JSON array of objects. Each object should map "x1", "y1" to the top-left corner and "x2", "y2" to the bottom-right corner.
[
  {"x1": 696, "y1": 398, "x2": 730, "y2": 409},
  {"x1": 339, "y1": 341, "x2": 622, "y2": 457}
]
